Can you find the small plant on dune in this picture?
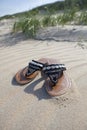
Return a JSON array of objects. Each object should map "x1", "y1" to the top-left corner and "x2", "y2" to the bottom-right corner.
[
  {"x1": 78, "y1": 11, "x2": 87, "y2": 25},
  {"x1": 13, "y1": 19, "x2": 25, "y2": 32},
  {"x1": 13, "y1": 17, "x2": 40, "y2": 37},
  {"x1": 22, "y1": 18, "x2": 40, "y2": 37},
  {"x1": 57, "y1": 9, "x2": 76, "y2": 25},
  {"x1": 42, "y1": 15, "x2": 57, "y2": 27},
  {"x1": 50, "y1": 16, "x2": 58, "y2": 26},
  {"x1": 42, "y1": 15, "x2": 51, "y2": 27}
]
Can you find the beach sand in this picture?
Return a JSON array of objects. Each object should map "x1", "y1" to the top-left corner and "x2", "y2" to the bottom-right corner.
[{"x1": 0, "y1": 19, "x2": 87, "y2": 130}]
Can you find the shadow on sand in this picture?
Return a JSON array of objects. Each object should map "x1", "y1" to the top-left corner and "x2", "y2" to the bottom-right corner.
[
  {"x1": 24, "y1": 78, "x2": 51, "y2": 100},
  {"x1": 12, "y1": 76, "x2": 51, "y2": 100},
  {"x1": 0, "y1": 32, "x2": 28, "y2": 47},
  {"x1": 12, "y1": 76, "x2": 22, "y2": 86}
]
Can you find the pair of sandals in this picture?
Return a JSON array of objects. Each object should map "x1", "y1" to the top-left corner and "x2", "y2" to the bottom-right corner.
[{"x1": 15, "y1": 58, "x2": 71, "y2": 96}]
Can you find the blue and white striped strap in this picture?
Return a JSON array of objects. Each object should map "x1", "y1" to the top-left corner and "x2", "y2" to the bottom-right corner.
[
  {"x1": 43, "y1": 64, "x2": 66, "y2": 74},
  {"x1": 26, "y1": 60, "x2": 44, "y2": 76},
  {"x1": 43, "y1": 64, "x2": 66, "y2": 85}
]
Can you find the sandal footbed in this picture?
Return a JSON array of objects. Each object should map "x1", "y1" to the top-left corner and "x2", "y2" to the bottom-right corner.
[
  {"x1": 15, "y1": 58, "x2": 48, "y2": 85},
  {"x1": 15, "y1": 67, "x2": 39, "y2": 85},
  {"x1": 45, "y1": 72, "x2": 72, "y2": 96},
  {"x1": 43, "y1": 58, "x2": 72, "y2": 96}
]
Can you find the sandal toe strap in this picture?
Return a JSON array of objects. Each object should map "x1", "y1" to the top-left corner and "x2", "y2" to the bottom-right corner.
[
  {"x1": 26, "y1": 60, "x2": 44, "y2": 76},
  {"x1": 43, "y1": 64, "x2": 66, "y2": 85}
]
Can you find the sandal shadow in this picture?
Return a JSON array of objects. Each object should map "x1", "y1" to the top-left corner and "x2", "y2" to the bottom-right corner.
[{"x1": 24, "y1": 78, "x2": 51, "y2": 100}]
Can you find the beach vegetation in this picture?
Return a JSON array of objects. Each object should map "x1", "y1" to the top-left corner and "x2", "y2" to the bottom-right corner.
[
  {"x1": 77, "y1": 11, "x2": 87, "y2": 25},
  {"x1": 13, "y1": 18, "x2": 40, "y2": 37},
  {"x1": 8, "y1": 0, "x2": 87, "y2": 37}
]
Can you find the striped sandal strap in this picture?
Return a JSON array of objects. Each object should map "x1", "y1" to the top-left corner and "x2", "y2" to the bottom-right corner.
[
  {"x1": 43, "y1": 64, "x2": 66, "y2": 85},
  {"x1": 26, "y1": 60, "x2": 45, "y2": 76}
]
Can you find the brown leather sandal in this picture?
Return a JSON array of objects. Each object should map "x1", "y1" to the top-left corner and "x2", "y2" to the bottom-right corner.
[
  {"x1": 15, "y1": 59, "x2": 47, "y2": 85},
  {"x1": 42, "y1": 58, "x2": 72, "y2": 96}
]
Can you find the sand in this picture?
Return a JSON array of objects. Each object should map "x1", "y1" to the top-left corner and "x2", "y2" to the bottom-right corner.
[{"x1": 0, "y1": 19, "x2": 87, "y2": 130}]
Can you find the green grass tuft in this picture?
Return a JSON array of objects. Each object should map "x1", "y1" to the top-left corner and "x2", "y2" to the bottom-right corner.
[{"x1": 78, "y1": 11, "x2": 87, "y2": 25}]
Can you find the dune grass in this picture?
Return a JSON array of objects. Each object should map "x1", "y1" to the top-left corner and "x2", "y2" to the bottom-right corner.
[
  {"x1": 13, "y1": 10, "x2": 87, "y2": 38},
  {"x1": 1, "y1": 0, "x2": 87, "y2": 38},
  {"x1": 13, "y1": 9, "x2": 87, "y2": 38},
  {"x1": 13, "y1": 18, "x2": 40, "y2": 37},
  {"x1": 77, "y1": 11, "x2": 87, "y2": 25},
  {"x1": 12, "y1": 0, "x2": 87, "y2": 38}
]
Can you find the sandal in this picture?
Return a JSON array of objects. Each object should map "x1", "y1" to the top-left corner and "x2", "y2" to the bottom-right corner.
[
  {"x1": 42, "y1": 58, "x2": 72, "y2": 96},
  {"x1": 15, "y1": 59, "x2": 47, "y2": 85}
]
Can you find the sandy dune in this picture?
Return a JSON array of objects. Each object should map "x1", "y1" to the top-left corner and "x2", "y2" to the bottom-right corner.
[
  {"x1": 0, "y1": 19, "x2": 87, "y2": 130},
  {"x1": 36, "y1": 25, "x2": 87, "y2": 42}
]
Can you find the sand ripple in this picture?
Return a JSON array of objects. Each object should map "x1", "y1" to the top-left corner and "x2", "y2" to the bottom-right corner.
[{"x1": 0, "y1": 19, "x2": 87, "y2": 130}]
